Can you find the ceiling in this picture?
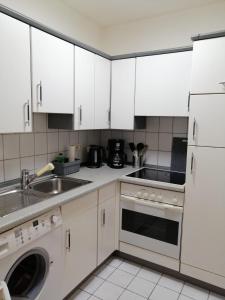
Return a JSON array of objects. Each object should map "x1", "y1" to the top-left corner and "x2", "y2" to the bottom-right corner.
[{"x1": 62, "y1": 0, "x2": 223, "y2": 27}]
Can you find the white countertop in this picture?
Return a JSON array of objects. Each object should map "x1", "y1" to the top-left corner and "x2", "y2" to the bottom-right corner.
[{"x1": 0, "y1": 165, "x2": 136, "y2": 234}]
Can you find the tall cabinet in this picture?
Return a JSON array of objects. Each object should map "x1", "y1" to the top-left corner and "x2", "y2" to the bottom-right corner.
[
  {"x1": 181, "y1": 38, "x2": 225, "y2": 289},
  {"x1": 0, "y1": 13, "x2": 32, "y2": 133}
]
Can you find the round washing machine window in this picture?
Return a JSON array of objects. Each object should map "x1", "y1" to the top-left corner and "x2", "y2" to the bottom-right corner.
[{"x1": 5, "y1": 248, "x2": 49, "y2": 300}]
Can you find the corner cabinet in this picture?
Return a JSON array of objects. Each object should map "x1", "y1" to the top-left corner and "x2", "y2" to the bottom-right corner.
[
  {"x1": 98, "y1": 183, "x2": 117, "y2": 265},
  {"x1": 181, "y1": 146, "x2": 225, "y2": 287},
  {"x1": 62, "y1": 191, "x2": 98, "y2": 297},
  {"x1": 111, "y1": 59, "x2": 136, "y2": 130},
  {"x1": 191, "y1": 37, "x2": 225, "y2": 94},
  {"x1": 31, "y1": 28, "x2": 74, "y2": 113},
  {"x1": 0, "y1": 13, "x2": 32, "y2": 133},
  {"x1": 135, "y1": 51, "x2": 192, "y2": 116}
]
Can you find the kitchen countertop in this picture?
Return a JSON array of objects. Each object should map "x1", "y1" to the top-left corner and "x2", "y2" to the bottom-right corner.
[{"x1": 0, "y1": 165, "x2": 137, "y2": 234}]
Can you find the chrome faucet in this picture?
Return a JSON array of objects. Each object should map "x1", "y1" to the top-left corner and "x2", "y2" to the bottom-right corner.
[{"x1": 21, "y1": 163, "x2": 55, "y2": 190}]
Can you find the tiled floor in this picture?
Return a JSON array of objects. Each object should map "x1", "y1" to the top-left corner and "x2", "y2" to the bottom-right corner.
[{"x1": 68, "y1": 256, "x2": 225, "y2": 300}]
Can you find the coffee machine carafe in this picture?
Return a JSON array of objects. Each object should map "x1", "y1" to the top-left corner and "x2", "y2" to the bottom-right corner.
[{"x1": 107, "y1": 139, "x2": 125, "y2": 169}]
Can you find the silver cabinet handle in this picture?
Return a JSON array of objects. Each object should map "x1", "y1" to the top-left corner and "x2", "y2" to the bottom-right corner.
[
  {"x1": 108, "y1": 110, "x2": 111, "y2": 125},
  {"x1": 191, "y1": 153, "x2": 194, "y2": 174},
  {"x1": 101, "y1": 209, "x2": 106, "y2": 226},
  {"x1": 192, "y1": 118, "x2": 196, "y2": 141},
  {"x1": 24, "y1": 100, "x2": 30, "y2": 127},
  {"x1": 65, "y1": 229, "x2": 71, "y2": 251},
  {"x1": 37, "y1": 81, "x2": 42, "y2": 106},
  {"x1": 187, "y1": 92, "x2": 191, "y2": 112},
  {"x1": 218, "y1": 82, "x2": 225, "y2": 85},
  {"x1": 79, "y1": 105, "x2": 82, "y2": 125}
]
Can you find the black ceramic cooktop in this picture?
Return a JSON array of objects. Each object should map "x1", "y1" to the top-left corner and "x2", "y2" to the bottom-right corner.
[{"x1": 126, "y1": 168, "x2": 185, "y2": 185}]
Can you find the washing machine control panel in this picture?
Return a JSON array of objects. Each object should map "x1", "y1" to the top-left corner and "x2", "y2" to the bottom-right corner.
[{"x1": 0, "y1": 208, "x2": 62, "y2": 259}]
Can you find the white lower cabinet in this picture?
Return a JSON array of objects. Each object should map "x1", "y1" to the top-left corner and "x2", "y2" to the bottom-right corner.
[
  {"x1": 98, "y1": 183, "x2": 117, "y2": 265},
  {"x1": 62, "y1": 191, "x2": 98, "y2": 297},
  {"x1": 181, "y1": 146, "x2": 225, "y2": 287}
]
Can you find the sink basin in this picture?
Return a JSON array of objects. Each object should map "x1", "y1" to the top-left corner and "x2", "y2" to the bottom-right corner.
[
  {"x1": 30, "y1": 176, "x2": 91, "y2": 195},
  {"x1": 0, "y1": 188, "x2": 47, "y2": 217}
]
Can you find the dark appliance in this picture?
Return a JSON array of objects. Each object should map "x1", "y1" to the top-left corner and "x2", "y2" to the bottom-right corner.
[
  {"x1": 87, "y1": 145, "x2": 104, "y2": 168},
  {"x1": 107, "y1": 139, "x2": 125, "y2": 169}
]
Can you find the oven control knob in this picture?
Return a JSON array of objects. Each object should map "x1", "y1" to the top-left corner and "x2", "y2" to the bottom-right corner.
[
  {"x1": 172, "y1": 198, "x2": 178, "y2": 204},
  {"x1": 51, "y1": 215, "x2": 59, "y2": 225},
  {"x1": 157, "y1": 195, "x2": 162, "y2": 201},
  {"x1": 143, "y1": 193, "x2": 149, "y2": 199},
  {"x1": 150, "y1": 193, "x2": 155, "y2": 200},
  {"x1": 136, "y1": 192, "x2": 142, "y2": 198}
]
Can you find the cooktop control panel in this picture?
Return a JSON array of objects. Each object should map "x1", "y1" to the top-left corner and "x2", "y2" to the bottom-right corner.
[{"x1": 121, "y1": 183, "x2": 184, "y2": 207}]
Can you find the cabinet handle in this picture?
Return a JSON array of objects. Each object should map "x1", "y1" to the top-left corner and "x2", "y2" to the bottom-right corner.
[
  {"x1": 192, "y1": 118, "x2": 196, "y2": 141},
  {"x1": 191, "y1": 153, "x2": 194, "y2": 174},
  {"x1": 218, "y1": 82, "x2": 225, "y2": 85},
  {"x1": 66, "y1": 229, "x2": 71, "y2": 251},
  {"x1": 187, "y1": 92, "x2": 191, "y2": 112},
  {"x1": 108, "y1": 110, "x2": 111, "y2": 125},
  {"x1": 37, "y1": 81, "x2": 42, "y2": 106},
  {"x1": 101, "y1": 209, "x2": 106, "y2": 226},
  {"x1": 79, "y1": 105, "x2": 82, "y2": 125},
  {"x1": 24, "y1": 100, "x2": 30, "y2": 127}
]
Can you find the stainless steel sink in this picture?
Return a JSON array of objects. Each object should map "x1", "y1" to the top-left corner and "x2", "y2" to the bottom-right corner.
[
  {"x1": 30, "y1": 176, "x2": 91, "y2": 195},
  {"x1": 0, "y1": 175, "x2": 92, "y2": 218}
]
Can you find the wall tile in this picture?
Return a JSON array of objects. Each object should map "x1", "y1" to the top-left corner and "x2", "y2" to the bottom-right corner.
[
  {"x1": 145, "y1": 150, "x2": 158, "y2": 166},
  {"x1": 4, "y1": 159, "x2": 20, "y2": 181},
  {"x1": 0, "y1": 161, "x2": 4, "y2": 182},
  {"x1": 100, "y1": 130, "x2": 111, "y2": 148},
  {"x1": 173, "y1": 117, "x2": 188, "y2": 134},
  {"x1": 159, "y1": 117, "x2": 173, "y2": 133},
  {"x1": 78, "y1": 131, "x2": 88, "y2": 146},
  {"x1": 33, "y1": 113, "x2": 47, "y2": 132},
  {"x1": 159, "y1": 133, "x2": 173, "y2": 151},
  {"x1": 111, "y1": 130, "x2": 123, "y2": 140},
  {"x1": 0, "y1": 135, "x2": 3, "y2": 160},
  {"x1": 69, "y1": 132, "x2": 79, "y2": 145},
  {"x1": 47, "y1": 132, "x2": 59, "y2": 153},
  {"x1": 35, "y1": 155, "x2": 47, "y2": 171},
  {"x1": 88, "y1": 130, "x2": 101, "y2": 145},
  {"x1": 47, "y1": 152, "x2": 58, "y2": 162},
  {"x1": 158, "y1": 151, "x2": 172, "y2": 167},
  {"x1": 122, "y1": 131, "x2": 134, "y2": 149},
  {"x1": 20, "y1": 133, "x2": 35, "y2": 157},
  {"x1": 21, "y1": 156, "x2": 35, "y2": 172},
  {"x1": 134, "y1": 131, "x2": 146, "y2": 145},
  {"x1": 146, "y1": 133, "x2": 158, "y2": 151},
  {"x1": 3, "y1": 134, "x2": 20, "y2": 159},
  {"x1": 146, "y1": 117, "x2": 160, "y2": 132},
  {"x1": 34, "y1": 133, "x2": 48, "y2": 155},
  {"x1": 59, "y1": 132, "x2": 70, "y2": 152}
]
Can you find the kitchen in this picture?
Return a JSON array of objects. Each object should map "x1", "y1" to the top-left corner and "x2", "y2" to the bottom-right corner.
[{"x1": 0, "y1": 0, "x2": 225, "y2": 300}]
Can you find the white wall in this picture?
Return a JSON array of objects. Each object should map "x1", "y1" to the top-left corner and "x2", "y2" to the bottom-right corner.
[
  {"x1": 0, "y1": 0, "x2": 103, "y2": 50},
  {"x1": 100, "y1": 1, "x2": 225, "y2": 55}
]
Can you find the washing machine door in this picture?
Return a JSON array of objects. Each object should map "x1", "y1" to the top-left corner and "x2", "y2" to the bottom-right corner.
[
  {"x1": 0, "y1": 281, "x2": 11, "y2": 300},
  {"x1": 5, "y1": 248, "x2": 49, "y2": 300}
]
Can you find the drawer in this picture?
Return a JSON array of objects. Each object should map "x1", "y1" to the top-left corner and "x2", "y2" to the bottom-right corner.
[{"x1": 99, "y1": 182, "x2": 116, "y2": 204}]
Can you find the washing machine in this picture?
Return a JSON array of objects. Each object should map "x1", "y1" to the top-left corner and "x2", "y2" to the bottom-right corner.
[{"x1": 0, "y1": 208, "x2": 63, "y2": 300}]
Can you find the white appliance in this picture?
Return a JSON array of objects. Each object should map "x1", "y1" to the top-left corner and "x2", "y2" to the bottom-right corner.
[
  {"x1": 0, "y1": 208, "x2": 63, "y2": 300},
  {"x1": 120, "y1": 179, "x2": 184, "y2": 259}
]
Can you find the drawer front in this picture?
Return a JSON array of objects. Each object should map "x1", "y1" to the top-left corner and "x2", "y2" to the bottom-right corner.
[{"x1": 99, "y1": 182, "x2": 116, "y2": 204}]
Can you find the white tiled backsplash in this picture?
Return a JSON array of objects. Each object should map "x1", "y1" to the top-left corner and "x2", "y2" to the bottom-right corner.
[
  {"x1": 0, "y1": 114, "x2": 101, "y2": 182},
  {"x1": 0, "y1": 116, "x2": 187, "y2": 183},
  {"x1": 100, "y1": 117, "x2": 188, "y2": 168}
]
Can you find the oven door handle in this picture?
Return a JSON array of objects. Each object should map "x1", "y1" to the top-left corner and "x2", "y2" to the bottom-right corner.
[{"x1": 121, "y1": 195, "x2": 183, "y2": 212}]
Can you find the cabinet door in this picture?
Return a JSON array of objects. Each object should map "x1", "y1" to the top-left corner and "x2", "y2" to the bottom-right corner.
[
  {"x1": 135, "y1": 51, "x2": 192, "y2": 116},
  {"x1": 62, "y1": 191, "x2": 98, "y2": 297},
  {"x1": 74, "y1": 46, "x2": 95, "y2": 130},
  {"x1": 0, "y1": 13, "x2": 32, "y2": 133},
  {"x1": 182, "y1": 146, "x2": 225, "y2": 277},
  {"x1": 31, "y1": 28, "x2": 74, "y2": 113},
  {"x1": 188, "y1": 94, "x2": 225, "y2": 147},
  {"x1": 98, "y1": 196, "x2": 116, "y2": 264},
  {"x1": 94, "y1": 56, "x2": 111, "y2": 129},
  {"x1": 111, "y1": 59, "x2": 135, "y2": 129},
  {"x1": 191, "y1": 37, "x2": 225, "y2": 94}
]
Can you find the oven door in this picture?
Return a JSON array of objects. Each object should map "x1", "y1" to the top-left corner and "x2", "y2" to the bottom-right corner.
[{"x1": 120, "y1": 195, "x2": 183, "y2": 259}]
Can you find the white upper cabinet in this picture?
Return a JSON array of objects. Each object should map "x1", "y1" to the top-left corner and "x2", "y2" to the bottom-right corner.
[
  {"x1": 0, "y1": 13, "x2": 32, "y2": 133},
  {"x1": 188, "y1": 94, "x2": 225, "y2": 147},
  {"x1": 31, "y1": 28, "x2": 74, "y2": 114},
  {"x1": 135, "y1": 51, "x2": 192, "y2": 116},
  {"x1": 74, "y1": 46, "x2": 95, "y2": 130},
  {"x1": 182, "y1": 146, "x2": 225, "y2": 278},
  {"x1": 191, "y1": 37, "x2": 225, "y2": 94},
  {"x1": 94, "y1": 56, "x2": 111, "y2": 129},
  {"x1": 111, "y1": 59, "x2": 136, "y2": 130}
]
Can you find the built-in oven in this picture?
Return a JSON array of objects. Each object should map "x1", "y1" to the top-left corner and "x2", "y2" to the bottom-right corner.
[{"x1": 120, "y1": 194, "x2": 183, "y2": 259}]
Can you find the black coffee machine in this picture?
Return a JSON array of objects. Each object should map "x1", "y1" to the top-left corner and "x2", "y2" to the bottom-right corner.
[
  {"x1": 107, "y1": 139, "x2": 125, "y2": 169},
  {"x1": 87, "y1": 145, "x2": 104, "y2": 168}
]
